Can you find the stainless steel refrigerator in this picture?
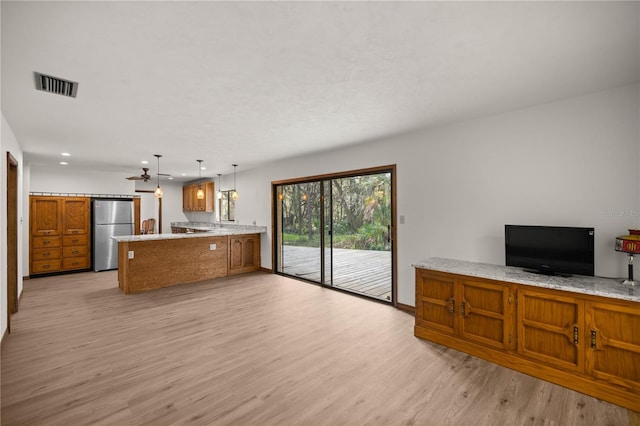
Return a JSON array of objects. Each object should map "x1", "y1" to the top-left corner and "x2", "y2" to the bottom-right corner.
[{"x1": 93, "y1": 199, "x2": 134, "y2": 271}]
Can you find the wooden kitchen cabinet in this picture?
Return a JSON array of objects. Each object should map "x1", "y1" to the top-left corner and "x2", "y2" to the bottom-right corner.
[
  {"x1": 30, "y1": 196, "x2": 62, "y2": 236},
  {"x1": 62, "y1": 198, "x2": 90, "y2": 234},
  {"x1": 228, "y1": 234, "x2": 260, "y2": 275},
  {"x1": 30, "y1": 196, "x2": 91, "y2": 276},
  {"x1": 182, "y1": 181, "x2": 214, "y2": 212},
  {"x1": 415, "y1": 266, "x2": 640, "y2": 412},
  {"x1": 415, "y1": 269, "x2": 514, "y2": 350}
]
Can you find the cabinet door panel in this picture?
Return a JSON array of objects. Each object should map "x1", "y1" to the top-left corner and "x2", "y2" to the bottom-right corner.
[
  {"x1": 63, "y1": 198, "x2": 90, "y2": 234},
  {"x1": 31, "y1": 197, "x2": 62, "y2": 235},
  {"x1": 459, "y1": 280, "x2": 513, "y2": 349},
  {"x1": 416, "y1": 271, "x2": 455, "y2": 334},
  {"x1": 517, "y1": 289, "x2": 584, "y2": 371},
  {"x1": 243, "y1": 237, "x2": 256, "y2": 267},
  {"x1": 587, "y1": 302, "x2": 640, "y2": 391},
  {"x1": 229, "y1": 238, "x2": 243, "y2": 269}
]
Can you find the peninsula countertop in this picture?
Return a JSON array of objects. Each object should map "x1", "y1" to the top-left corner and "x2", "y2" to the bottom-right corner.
[
  {"x1": 114, "y1": 223, "x2": 267, "y2": 243},
  {"x1": 413, "y1": 257, "x2": 639, "y2": 303}
]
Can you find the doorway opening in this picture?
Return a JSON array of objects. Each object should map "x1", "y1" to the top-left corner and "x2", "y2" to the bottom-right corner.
[
  {"x1": 273, "y1": 165, "x2": 396, "y2": 304},
  {"x1": 6, "y1": 153, "x2": 19, "y2": 333}
]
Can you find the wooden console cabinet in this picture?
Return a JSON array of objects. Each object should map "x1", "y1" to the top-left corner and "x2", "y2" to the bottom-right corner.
[
  {"x1": 30, "y1": 196, "x2": 91, "y2": 275},
  {"x1": 415, "y1": 267, "x2": 640, "y2": 412}
]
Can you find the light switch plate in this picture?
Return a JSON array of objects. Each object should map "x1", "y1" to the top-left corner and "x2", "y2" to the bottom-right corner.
[
  {"x1": 210, "y1": 244, "x2": 216, "y2": 251},
  {"x1": 128, "y1": 250, "x2": 134, "y2": 259}
]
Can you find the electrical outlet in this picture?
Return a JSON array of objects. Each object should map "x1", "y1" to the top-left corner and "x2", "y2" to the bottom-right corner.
[
  {"x1": 210, "y1": 244, "x2": 216, "y2": 251},
  {"x1": 128, "y1": 250, "x2": 134, "y2": 259},
  {"x1": 400, "y1": 215, "x2": 405, "y2": 225}
]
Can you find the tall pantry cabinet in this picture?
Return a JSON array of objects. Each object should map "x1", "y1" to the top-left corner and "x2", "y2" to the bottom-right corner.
[{"x1": 30, "y1": 196, "x2": 91, "y2": 275}]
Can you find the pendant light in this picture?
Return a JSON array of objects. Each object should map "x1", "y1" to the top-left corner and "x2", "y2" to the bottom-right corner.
[
  {"x1": 154, "y1": 154, "x2": 163, "y2": 198},
  {"x1": 196, "y1": 160, "x2": 205, "y2": 200},
  {"x1": 217, "y1": 173, "x2": 223, "y2": 199},
  {"x1": 231, "y1": 164, "x2": 239, "y2": 201}
]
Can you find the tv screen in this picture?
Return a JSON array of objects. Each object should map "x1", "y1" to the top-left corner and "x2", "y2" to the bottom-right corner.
[{"x1": 505, "y1": 225, "x2": 594, "y2": 277}]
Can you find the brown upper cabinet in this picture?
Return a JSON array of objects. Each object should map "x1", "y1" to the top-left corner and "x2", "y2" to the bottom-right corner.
[{"x1": 183, "y1": 181, "x2": 214, "y2": 212}]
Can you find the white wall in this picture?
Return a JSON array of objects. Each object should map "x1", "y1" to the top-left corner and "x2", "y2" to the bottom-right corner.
[
  {"x1": 1, "y1": 112, "x2": 25, "y2": 339},
  {"x1": 134, "y1": 179, "x2": 184, "y2": 233},
  {"x1": 30, "y1": 166, "x2": 136, "y2": 195},
  {"x1": 234, "y1": 85, "x2": 640, "y2": 306}
]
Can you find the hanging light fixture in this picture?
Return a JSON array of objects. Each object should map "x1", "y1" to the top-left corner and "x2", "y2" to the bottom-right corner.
[
  {"x1": 217, "y1": 173, "x2": 223, "y2": 200},
  {"x1": 196, "y1": 160, "x2": 205, "y2": 200},
  {"x1": 231, "y1": 164, "x2": 239, "y2": 201},
  {"x1": 154, "y1": 154, "x2": 163, "y2": 198}
]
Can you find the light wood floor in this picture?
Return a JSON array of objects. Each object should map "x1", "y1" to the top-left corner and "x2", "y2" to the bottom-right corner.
[{"x1": 1, "y1": 271, "x2": 633, "y2": 426}]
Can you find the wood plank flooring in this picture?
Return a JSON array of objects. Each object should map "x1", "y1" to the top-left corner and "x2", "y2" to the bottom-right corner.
[
  {"x1": 1, "y1": 271, "x2": 633, "y2": 425},
  {"x1": 281, "y1": 245, "x2": 392, "y2": 301}
]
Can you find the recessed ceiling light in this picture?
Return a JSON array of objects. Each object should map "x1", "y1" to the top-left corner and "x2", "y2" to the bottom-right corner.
[
  {"x1": 61, "y1": 152, "x2": 71, "y2": 157},
  {"x1": 201, "y1": 166, "x2": 206, "y2": 170},
  {"x1": 141, "y1": 160, "x2": 148, "y2": 164},
  {"x1": 60, "y1": 161, "x2": 68, "y2": 165},
  {"x1": 181, "y1": 173, "x2": 187, "y2": 176},
  {"x1": 168, "y1": 177, "x2": 174, "y2": 180}
]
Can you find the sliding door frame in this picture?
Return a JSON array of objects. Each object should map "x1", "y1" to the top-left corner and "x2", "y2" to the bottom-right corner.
[{"x1": 271, "y1": 164, "x2": 397, "y2": 307}]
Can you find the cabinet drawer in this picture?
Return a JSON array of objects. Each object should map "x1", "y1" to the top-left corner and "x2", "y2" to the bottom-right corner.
[
  {"x1": 63, "y1": 234, "x2": 88, "y2": 246},
  {"x1": 63, "y1": 246, "x2": 88, "y2": 257},
  {"x1": 32, "y1": 248, "x2": 61, "y2": 261},
  {"x1": 32, "y1": 236, "x2": 61, "y2": 248},
  {"x1": 32, "y1": 260, "x2": 62, "y2": 274},
  {"x1": 63, "y1": 257, "x2": 89, "y2": 270}
]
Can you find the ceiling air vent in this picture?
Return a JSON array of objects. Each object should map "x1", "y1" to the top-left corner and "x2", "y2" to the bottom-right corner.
[{"x1": 34, "y1": 72, "x2": 78, "y2": 98}]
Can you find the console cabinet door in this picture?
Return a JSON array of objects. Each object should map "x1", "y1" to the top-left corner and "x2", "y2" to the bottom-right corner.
[
  {"x1": 586, "y1": 301, "x2": 640, "y2": 392},
  {"x1": 415, "y1": 270, "x2": 456, "y2": 335},
  {"x1": 517, "y1": 288, "x2": 585, "y2": 372},
  {"x1": 458, "y1": 279, "x2": 514, "y2": 350}
]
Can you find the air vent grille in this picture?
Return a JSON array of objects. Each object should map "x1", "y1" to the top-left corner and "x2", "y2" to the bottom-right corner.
[{"x1": 34, "y1": 72, "x2": 78, "y2": 98}]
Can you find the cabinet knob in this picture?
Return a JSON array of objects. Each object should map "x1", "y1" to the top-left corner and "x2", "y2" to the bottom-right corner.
[
  {"x1": 72, "y1": 250, "x2": 79, "y2": 255},
  {"x1": 43, "y1": 252, "x2": 50, "y2": 257},
  {"x1": 43, "y1": 240, "x2": 50, "y2": 245}
]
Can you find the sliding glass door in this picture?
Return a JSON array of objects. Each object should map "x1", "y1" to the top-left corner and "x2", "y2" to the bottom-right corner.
[{"x1": 274, "y1": 167, "x2": 394, "y2": 303}]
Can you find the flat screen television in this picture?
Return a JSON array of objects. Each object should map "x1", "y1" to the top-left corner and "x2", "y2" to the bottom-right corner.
[{"x1": 505, "y1": 225, "x2": 594, "y2": 277}]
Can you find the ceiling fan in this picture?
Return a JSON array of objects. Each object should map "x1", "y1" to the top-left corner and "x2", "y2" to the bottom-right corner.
[{"x1": 126, "y1": 167, "x2": 151, "y2": 182}]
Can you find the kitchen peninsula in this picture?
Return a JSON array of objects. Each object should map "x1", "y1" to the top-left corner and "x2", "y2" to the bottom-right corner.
[{"x1": 114, "y1": 223, "x2": 266, "y2": 294}]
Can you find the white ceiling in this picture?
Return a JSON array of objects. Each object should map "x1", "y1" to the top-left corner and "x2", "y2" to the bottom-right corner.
[{"x1": 2, "y1": 1, "x2": 638, "y2": 182}]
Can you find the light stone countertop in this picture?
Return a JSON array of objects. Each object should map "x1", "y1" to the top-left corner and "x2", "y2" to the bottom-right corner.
[
  {"x1": 413, "y1": 257, "x2": 639, "y2": 303},
  {"x1": 113, "y1": 224, "x2": 266, "y2": 243},
  {"x1": 170, "y1": 222, "x2": 267, "y2": 233}
]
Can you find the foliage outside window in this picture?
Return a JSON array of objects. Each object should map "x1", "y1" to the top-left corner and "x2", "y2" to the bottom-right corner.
[
  {"x1": 280, "y1": 173, "x2": 391, "y2": 251},
  {"x1": 219, "y1": 190, "x2": 235, "y2": 221}
]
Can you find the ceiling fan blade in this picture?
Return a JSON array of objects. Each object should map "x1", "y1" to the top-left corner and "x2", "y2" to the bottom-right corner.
[{"x1": 126, "y1": 176, "x2": 144, "y2": 180}]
